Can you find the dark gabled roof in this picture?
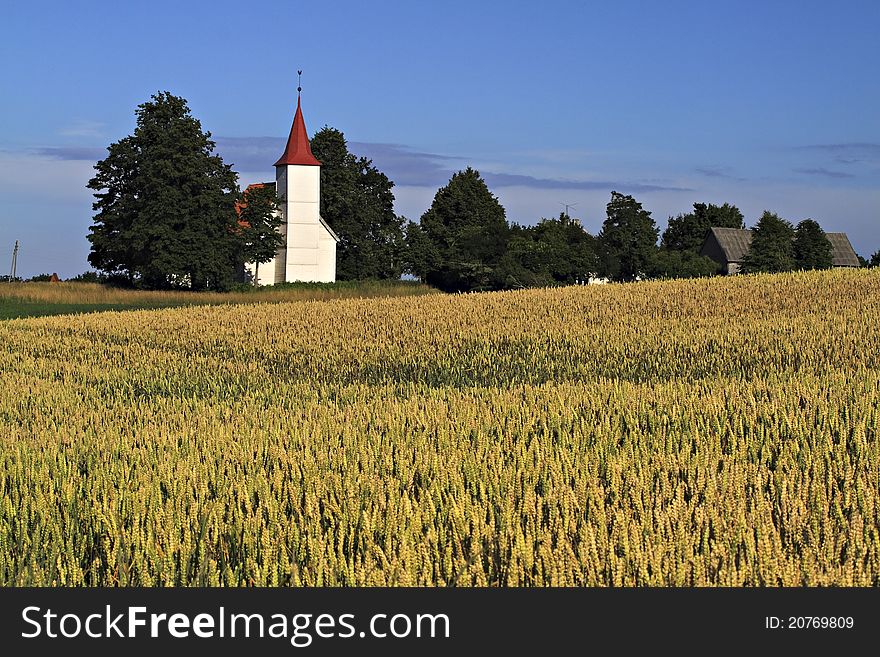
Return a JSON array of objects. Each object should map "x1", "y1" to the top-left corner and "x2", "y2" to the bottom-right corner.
[
  {"x1": 704, "y1": 227, "x2": 860, "y2": 268},
  {"x1": 706, "y1": 227, "x2": 753, "y2": 263},
  {"x1": 825, "y1": 232, "x2": 861, "y2": 267}
]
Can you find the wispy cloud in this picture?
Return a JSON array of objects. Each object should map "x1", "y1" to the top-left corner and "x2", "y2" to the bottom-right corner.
[
  {"x1": 216, "y1": 137, "x2": 691, "y2": 192},
  {"x1": 58, "y1": 120, "x2": 106, "y2": 138},
  {"x1": 694, "y1": 165, "x2": 746, "y2": 181},
  {"x1": 349, "y1": 141, "x2": 461, "y2": 187},
  {"x1": 798, "y1": 143, "x2": 880, "y2": 157},
  {"x1": 482, "y1": 171, "x2": 691, "y2": 192},
  {"x1": 793, "y1": 167, "x2": 856, "y2": 179},
  {"x1": 213, "y1": 136, "x2": 284, "y2": 172},
  {"x1": 35, "y1": 146, "x2": 105, "y2": 161},
  {"x1": 795, "y1": 143, "x2": 880, "y2": 170}
]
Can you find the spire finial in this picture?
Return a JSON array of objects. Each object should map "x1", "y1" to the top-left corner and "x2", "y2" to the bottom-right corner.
[{"x1": 297, "y1": 70, "x2": 302, "y2": 97}]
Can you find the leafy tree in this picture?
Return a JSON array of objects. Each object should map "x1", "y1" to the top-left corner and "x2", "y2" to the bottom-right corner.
[
  {"x1": 598, "y1": 191, "x2": 659, "y2": 282},
  {"x1": 411, "y1": 168, "x2": 509, "y2": 292},
  {"x1": 87, "y1": 91, "x2": 240, "y2": 290},
  {"x1": 532, "y1": 213, "x2": 600, "y2": 284},
  {"x1": 870, "y1": 250, "x2": 880, "y2": 268},
  {"x1": 403, "y1": 219, "x2": 440, "y2": 282},
  {"x1": 67, "y1": 271, "x2": 105, "y2": 283},
  {"x1": 740, "y1": 211, "x2": 795, "y2": 274},
  {"x1": 27, "y1": 273, "x2": 54, "y2": 282},
  {"x1": 662, "y1": 202, "x2": 744, "y2": 252},
  {"x1": 650, "y1": 248, "x2": 719, "y2": 279},
  {"x1": 498, "y1": 213, "x2": 600, "y2": 288},
  {"x1": 496, "y1": 225, "x2": 554, "y2": 288},
  {"x1": 237, "y1": 184, "x2": 283, "y2": 284},
  {"x1": 793, "y1": 219, "x2": 833, "y2": 270},
  {"x1": 309, "y1": 127, "x2": 405, "y2": 280}
]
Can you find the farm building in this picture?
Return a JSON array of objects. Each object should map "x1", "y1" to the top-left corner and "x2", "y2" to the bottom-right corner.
[
  {"x1": 242, "y1": 92, "x2": 339, "y2": 285},
  {"x1": 700, "y1": 227, "x2": 860, "y2": 274}
]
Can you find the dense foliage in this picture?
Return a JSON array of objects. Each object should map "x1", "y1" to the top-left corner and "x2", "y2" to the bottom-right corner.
[
  {"x1": 499, "y1": 213, "x2": 600, "y2": 288},
  {"x1": 237, "y1": 184, "x2": 284, "y2": 284},
  {"x1": 310, "y1": 128, "x2": 405, "y2": 280},
  {"x1": 1, "y1": 269, "x2": 878, "y2": 585},
  {"x1": 87, "y1": 92, "x2": 240, "y2": 291},
  {"x1": 793, "y1": 219, "x2": 833, "y2": 270},
  {"x1": 597, "y1": 192, "x2": 659, "y2": 282},
  {"x1": 740, "y1": 211, "x2": 796, "y2": 274},
  {"x1": 662, "y1": 202, "x2": 744, "y2": 252},
  {"x1": 407, "y1": 167, "x2": 509, "y2": 292}
]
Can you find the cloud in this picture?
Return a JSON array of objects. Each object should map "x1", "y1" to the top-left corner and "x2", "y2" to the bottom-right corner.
[
  {"x1": 795, "y1": 143, "x2": 880, "y2": 169},
  {"x1": 798, "y1": 143, "x2": 880, "y2": 157},
  {"x1": 349, "y1": 141, "x2": 460, "y2": 187},
  {"x1": 482, "y1": 171, "x2": 691, "y2": 192},
  {"x1": 694, "y1": 166, "x2": 746, "y2": 181},
  {"x1": 793, "y1": 167, "x2": 856, "y2": 179},
  {"x1": 35, "y1": 147, "x2": 105, "y2": 161},
  {"x1": 59, "y1": 120, "x2": 106, "y2": 138},
  {"x1": 217, "y1": 137, "x2": 691, "y2": 193},
  {"x1": 213, "y1": 136, "x2": 284, "y2": 172}
]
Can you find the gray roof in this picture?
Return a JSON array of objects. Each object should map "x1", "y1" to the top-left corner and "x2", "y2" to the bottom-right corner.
[
  {"x1": 704, "y1": 227, "x2": 860, "y2": 268},
  {"x1": 825, "y1": 232, "x2": 861, "y2": 267},
  {"x1": 707, "y1": 227, "x2": 752, "y2": 263}
]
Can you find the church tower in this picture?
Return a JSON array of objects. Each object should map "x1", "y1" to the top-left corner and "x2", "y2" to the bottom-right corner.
[{"x1": 271, "y1": 85, "x2": 338, "y2": 283}]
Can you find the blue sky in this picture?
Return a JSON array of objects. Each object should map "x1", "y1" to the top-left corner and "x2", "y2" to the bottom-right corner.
[{"x1": 1, "y1": 0, "x2": 878, "y2": 277}]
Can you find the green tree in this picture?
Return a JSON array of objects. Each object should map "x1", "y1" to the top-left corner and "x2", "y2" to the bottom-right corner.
[
  {"x1": 650, "y1": 248, "x2": 719, "y2": 279},
  {"x1": 87, "y1": 92, "x2": 240, "y2": 290},
  {"x1": 309, "y1": 127, "x2": 405, "y2": 280},
  {"x1": 498, "y1": 213, "x2": 600, "y2": 288},
  {"x1": 412, "y1": 168, "x2": 509, "y2": 292},
  {"x1": 532, "y1": 213, "x2": 600, "y2": 284},
  {"x1": 662, "y1": 202, "x2": 744, "y2": 252},
  {"x1": 598, "y1": 191, "x2": 659, "y2": 282},
  {"x1": 869, "y1": 250, "x2": 880, "y2": 268},
  {"x1": 403, "y1": 219, "x2": 440, "y2": 283},
  {"x1": 793, "y1": 219, "x2": 833, "y2": 270},
  {"x1": 67, "y1": 271, "x2": 105, "y2": 283},
  {"x1": 237, "y1": 184, "x2": 283, "y2": 285},
  {"x1": 740, "y1": 211, "x2": 796, "y2": 274},
  {"x1": 496, "y1": 224, "x2": 554, "y2": 288}
]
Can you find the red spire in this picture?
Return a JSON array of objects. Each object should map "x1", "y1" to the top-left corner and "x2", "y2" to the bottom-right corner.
[{"x1": 274, "y1": 96, "x2": 321, "y2": 167}]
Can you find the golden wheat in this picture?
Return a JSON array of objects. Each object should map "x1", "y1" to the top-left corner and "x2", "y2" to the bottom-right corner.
[{"x1": 0, "y1": 269, "x2": 878, "y2": 585}]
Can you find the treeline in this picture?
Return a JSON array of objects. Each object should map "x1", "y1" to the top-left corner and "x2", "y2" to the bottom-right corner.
[
  {"x1": 83, "y1": 92, "x2": 879, "y2": 292},
  {"x1": 304, "y1": 129, "x2": 880, "y2": 291},
  {"x1": 397, "y1": 168, "x2": 878, "y2": 292}
]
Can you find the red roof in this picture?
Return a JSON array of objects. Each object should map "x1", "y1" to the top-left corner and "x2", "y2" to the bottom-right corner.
[
  {"x1": 235, "y1": 182, "x2": 274, "y2": 227},
  {"x1": 274, "y1": 97, "x2": 321, "y2": 167}
]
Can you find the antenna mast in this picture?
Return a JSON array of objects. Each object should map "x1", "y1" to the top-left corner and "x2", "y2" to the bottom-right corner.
[{"x1": 560, "y1": 202, "x2": 578, "y2": 217}]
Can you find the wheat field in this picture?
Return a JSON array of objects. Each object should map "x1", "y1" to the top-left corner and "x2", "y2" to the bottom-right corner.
[{"x1": 0, "y1": 269, "x2": 878, "y2": 585}]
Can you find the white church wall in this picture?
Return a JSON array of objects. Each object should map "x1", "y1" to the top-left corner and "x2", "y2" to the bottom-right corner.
[
  {"x1": 281, "y1": 165, "x2": 325, "y2": 282},
  {"x1": 288, "y1": 166, "x2": 320, "y2": 204},
  {"x1": 317, "y1": 224, "x2": 337, "y2": 283},
  {"x1": 244, "y1": 101, "x2": 337, "y2": 285}
]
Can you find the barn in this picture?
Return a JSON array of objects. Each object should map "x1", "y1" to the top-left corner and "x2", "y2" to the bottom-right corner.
[{"x1": 700, "y1": 227, "x2": 860, "y2": 274}]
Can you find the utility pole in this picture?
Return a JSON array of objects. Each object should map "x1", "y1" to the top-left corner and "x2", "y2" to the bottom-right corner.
[{"x1": 9, "y1": 240, "x2": 19, "y2": 281}]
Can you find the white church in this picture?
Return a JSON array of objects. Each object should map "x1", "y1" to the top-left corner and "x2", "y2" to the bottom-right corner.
[{"x1": 243, "y1": 92, "x2": 339, "y2": 285}]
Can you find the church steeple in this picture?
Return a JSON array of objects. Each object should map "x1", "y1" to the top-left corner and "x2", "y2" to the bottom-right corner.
[{"x1": 274, "y1": 77, "x2": 321, "y2": 167}]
